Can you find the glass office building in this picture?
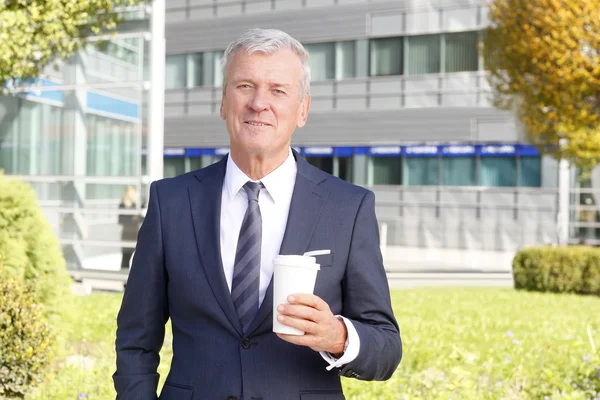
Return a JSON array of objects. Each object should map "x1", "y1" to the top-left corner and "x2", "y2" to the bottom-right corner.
[{"x1": 0, "y1": 7, "x2": 153, "y2": 272}]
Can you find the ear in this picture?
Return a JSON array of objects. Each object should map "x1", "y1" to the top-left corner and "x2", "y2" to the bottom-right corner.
[{"x1": 296, "y1": 94, "x2": 311, "y2": 128}]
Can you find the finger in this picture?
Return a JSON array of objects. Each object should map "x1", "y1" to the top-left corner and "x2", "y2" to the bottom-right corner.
[
  {"x1": 277, "y1": 304, "x2": 322, "y2": 322},
  {"x1": 277, "y1": 314, "x2": 319, "y2": 334},
  {"x1": 276, "y1": 333, "x2": 315, "y2": 347},
  {"x1": 288, "y1": 293, "x2": 329, "y2": 311}
]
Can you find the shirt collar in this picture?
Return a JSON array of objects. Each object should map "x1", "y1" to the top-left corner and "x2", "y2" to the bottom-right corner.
[{"x1": 225, "y1": 148, "x2": 297, "y2": 204}]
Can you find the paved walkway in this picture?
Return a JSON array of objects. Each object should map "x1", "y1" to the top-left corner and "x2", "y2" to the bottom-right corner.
[
  {"x1": 72, "y1": 246, "x2": 517, "y2": 292},
  {"x1": 383, "y1": 246, "x2": 515, "y2": 273}
]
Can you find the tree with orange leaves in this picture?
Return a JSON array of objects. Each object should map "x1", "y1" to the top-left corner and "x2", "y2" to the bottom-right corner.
[{"x1": 482, "y1": 0, "x2": 600, "y2": 170}]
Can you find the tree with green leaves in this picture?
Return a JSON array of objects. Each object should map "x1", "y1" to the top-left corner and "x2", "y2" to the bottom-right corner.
[
  {"x1": 482, "y1": 0, "x2": 600, "y2": 171},
  {"x1": 0, "y1": 0, "x2": 146, "y2": 88}
]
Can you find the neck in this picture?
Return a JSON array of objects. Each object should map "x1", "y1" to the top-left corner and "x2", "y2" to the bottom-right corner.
[{"x1": 229, "y1": 147, "x2": 289, "y2": 180}]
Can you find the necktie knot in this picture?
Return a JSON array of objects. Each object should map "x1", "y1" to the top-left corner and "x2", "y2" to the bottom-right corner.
[{"x1": 243, "y1": 181, "x2": 262, "y2": 203}]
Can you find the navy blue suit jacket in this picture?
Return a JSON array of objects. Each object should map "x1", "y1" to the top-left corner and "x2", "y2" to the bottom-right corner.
[{"x1": 114, "y1": 151, "x2": 401, "y2": 400}]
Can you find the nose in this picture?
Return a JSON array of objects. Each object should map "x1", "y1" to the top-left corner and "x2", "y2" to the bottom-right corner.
[{"x1": 247, "y1": 88, "x2": 270, "y2": 113}]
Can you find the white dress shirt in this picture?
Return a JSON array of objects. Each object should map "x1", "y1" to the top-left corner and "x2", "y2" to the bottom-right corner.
[{"x1": 219, "y1": 148, "x2": 359, "y2": 369}]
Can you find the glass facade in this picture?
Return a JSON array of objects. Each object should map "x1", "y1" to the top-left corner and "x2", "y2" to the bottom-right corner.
[
  {"x1": 336, "y1": 41, "x2": 356, "y2": 80},
  {"x1": 164, "y1": 157, "x2": 186, "y2": 178},
  {"x1": 441, "y1": 157, "x2": 476, "y2": 186},
  {"x1": 480, "y1": 157, "x2": 516, "y2": 187},
  {"x1": 372, "y1": 157, "x2": 402, "y2": 185},
  {"x1": 445, "y1": 31, "x2": 479, "y2": 73},
  {"x1": 406, "y1": 35, "x2": 441, "y2": 75},
  {"x1": 0, "y1": 9, "x2": 150, "y2": 272},
  {"x1": 0, "y1": 97, "x2": 64, "y2": 177},
  {"x1": 404, "y1": 158, "x2": 439, "y2": 185},
  {"x1": 166, "y1": 54, "x2": 186, "y2": 89},
  {"x1": 164, "y1": 32, "x2": 479, "y2": 87},
  {"x1": 158, "y1": 146, "x2": 543, "y2": 189},
  {"x1": 370, "y1": 37, "x2": 403, "y2": 77},
  {"x1": 519, "y1": 156, "x2": 542, "y2": 187},
  {"x1": 305, "y1": 43, "x2": 336, "y2": 81}
]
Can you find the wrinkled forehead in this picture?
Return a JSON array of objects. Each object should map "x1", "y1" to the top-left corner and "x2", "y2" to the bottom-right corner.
[{"x1": 228, "y1": 48, "x2": 303, "y2": 85}]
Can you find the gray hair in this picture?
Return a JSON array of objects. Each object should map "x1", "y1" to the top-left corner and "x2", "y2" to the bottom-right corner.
[{"x1": 221, "y1": 28, "x2": 311, "y2": 99}]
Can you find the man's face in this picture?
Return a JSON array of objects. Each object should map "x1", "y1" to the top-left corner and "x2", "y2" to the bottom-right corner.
[{"x1": 220, "y1": 48, "x2": 311, "y2": 158}]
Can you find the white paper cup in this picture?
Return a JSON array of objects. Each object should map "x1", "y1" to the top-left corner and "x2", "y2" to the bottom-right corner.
[{"x1": 272, "y1": 255, "x2": 320, "y2": 335}]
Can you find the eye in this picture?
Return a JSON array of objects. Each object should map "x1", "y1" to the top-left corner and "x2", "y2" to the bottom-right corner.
[
  {"x1": 274, "y1": 89, "x2": 286, "y2": 95},
  {"x1": 238, "y1": 84, "x2": 251, "y2": 89}
]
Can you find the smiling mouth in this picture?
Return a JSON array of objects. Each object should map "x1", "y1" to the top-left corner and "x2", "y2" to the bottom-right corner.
[{"x1": 245, "y1": 121, "x2": 271, "y2": 127}]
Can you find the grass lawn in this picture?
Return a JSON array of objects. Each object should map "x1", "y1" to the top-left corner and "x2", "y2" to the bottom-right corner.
[{"x1": 25, "y1": 288, "x2": 600, "y2": 400}]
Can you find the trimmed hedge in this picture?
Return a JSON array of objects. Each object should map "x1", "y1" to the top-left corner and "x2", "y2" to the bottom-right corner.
[
  {"x1": 0, "y1": 172, "x2": 71, "y2": 321},
  {"x1": 513, "y1": 246, "x2": 600, "y2": 295},
  {"x1": 0, "y1": 261, "x2": 53, "y2": 398}
]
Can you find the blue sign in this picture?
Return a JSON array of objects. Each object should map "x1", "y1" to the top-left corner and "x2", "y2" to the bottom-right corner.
[
  {"x1": 163, "y1": 148, "x2": 185, "y2": 157},
  {"x1": 303, "y1": 146, "x2": 333, "y2": 156},
  {"x1": 214, "y1": 147, "x2": 230, "y2": 156},
  {"x1": 354, "y1": 147, "x2": 368, "y2": 155},
  {"x1": 184, "y1": 148, "x2": 203, "y2": 157},
  {"x1": 403, "y1": 145, "x2": 438, "y2": 157},
  {"x1": 440, "y1": 145, "x2": 476, "y2": 157},
  {"x1": 369, "y1": 146, "x2": 402, "y2": 157},
  {"x1": 480, "y1": 144, "x2": 516, "y2": 156},
  {"x1": 518, "y1": 144, "x2": 540, "y2": 156},
  {"x1": 87, "y1": 91, "x2": 140, "y2": 120},
  {"x1": 334, "y1": 147, "x2": 353, "y2": 157},
  {"x1": 23, "y1": 79, "x2": 65, "y2": 104},
  {"x1": 153, "y1": 143, "x2": 541, "y2": 160}
]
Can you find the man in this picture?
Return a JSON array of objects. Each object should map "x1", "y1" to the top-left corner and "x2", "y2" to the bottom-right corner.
[{"x1": 114, "y1": 28, "x2": 401, "y2": 400}]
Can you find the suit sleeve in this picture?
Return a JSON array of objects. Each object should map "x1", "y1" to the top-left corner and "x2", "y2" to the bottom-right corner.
[
  {"x1": 113, "y1": 181, "x2": 169, "y2": 399},
  {"x1": 338, "y1": 190, "x2": 402, "y2": 381}
]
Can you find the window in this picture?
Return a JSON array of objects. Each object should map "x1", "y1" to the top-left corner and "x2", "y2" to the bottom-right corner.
[
  {"x1": 336, "y1": 41, "x2": 356, "y2": 80},
  {"x1": 445, "y1": 31, "x2": 479, "y2": 72},
  {"x1": 164, "y1": 157, "x2": 186, "y2": 178},
  {"x1": 407, "y1": 35, "x2": 440, "y2": 75},
  {"x1": 213, "y1": 51, "x2": 225, "y2": 86},
  {"x1": 306, "y1": 156, "x2": 334, "y2": 174},
  {"x1": 441, "y1": 157, "x2": 476, "y2": 186},
  {"x1": 404, "y1": 158, "x2": 438, "y2": 185},
  {"x1": 372, "y1": 157, "x2": 402, "y2": 185},
  {"x1": 166, "y1": 54, "x2": 186, "y2": 89},
  {"x1": 190, "y1": 157, "x2": 203, "y2": 171},
  {"x1": 337, "y1": 157, "x2": 353, "y2": 182},
  {"x1": 305, "y1": 43, "x2": 336, "y2": 81},
  {"x1": 370, "y1": 37, "x2": 403, "y2": 77},
  {"x1": 519, "y1": 156, "x2": 541, "y2": 187},
  {"x1": 480, "y1": 157, "x2": 516, "y2": 187},
  {"x1": 187, "y1": 53, "x2": 203, "y2": 88}
]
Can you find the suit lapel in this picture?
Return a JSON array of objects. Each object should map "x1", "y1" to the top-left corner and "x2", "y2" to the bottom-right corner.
[
  {"x1": 247, "y1": 153, "x2": 329, "y2": 335},
  {"x1": 188, "y1": 157, "x2": 243, "y2": 337}
]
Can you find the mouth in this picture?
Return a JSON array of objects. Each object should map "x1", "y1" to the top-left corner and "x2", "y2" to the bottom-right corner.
[{"x1": 245, "y1": 121, "x2": 272, "y2": 127}]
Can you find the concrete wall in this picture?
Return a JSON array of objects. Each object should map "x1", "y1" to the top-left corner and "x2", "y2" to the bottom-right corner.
[{"x1": 372, "y1": 185, "x2": 559, "y2": 251}]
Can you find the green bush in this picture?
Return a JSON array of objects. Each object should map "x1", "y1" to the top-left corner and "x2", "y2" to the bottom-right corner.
[
  {"x1": 513, "y1": 246, "x2": 600, "y2": 295},
  {"x1": 0, "y1": 172, "x2": 71, "y2": 320},
  {"x1": 0, "y1": 261, "x2": 53, "y2": 399}
]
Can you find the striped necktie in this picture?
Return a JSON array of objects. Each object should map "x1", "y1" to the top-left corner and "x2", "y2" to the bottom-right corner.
[{"x1": 231, "y1": 181, "x2": 262, "y2": 333}]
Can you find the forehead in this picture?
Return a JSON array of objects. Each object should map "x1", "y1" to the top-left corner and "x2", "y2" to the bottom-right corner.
[{"x1": 228, "y1": 48, "x2": 303, "y2": 86}]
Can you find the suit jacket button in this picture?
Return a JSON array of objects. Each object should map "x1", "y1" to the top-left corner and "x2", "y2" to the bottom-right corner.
[{"x1": 241, "y1": 338, "x2": 251, "y2": 349}]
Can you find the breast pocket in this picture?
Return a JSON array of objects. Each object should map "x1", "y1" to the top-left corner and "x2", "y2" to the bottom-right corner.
[{"x1": 315, "y1": 253, "x2": 334, "y2": 268}]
